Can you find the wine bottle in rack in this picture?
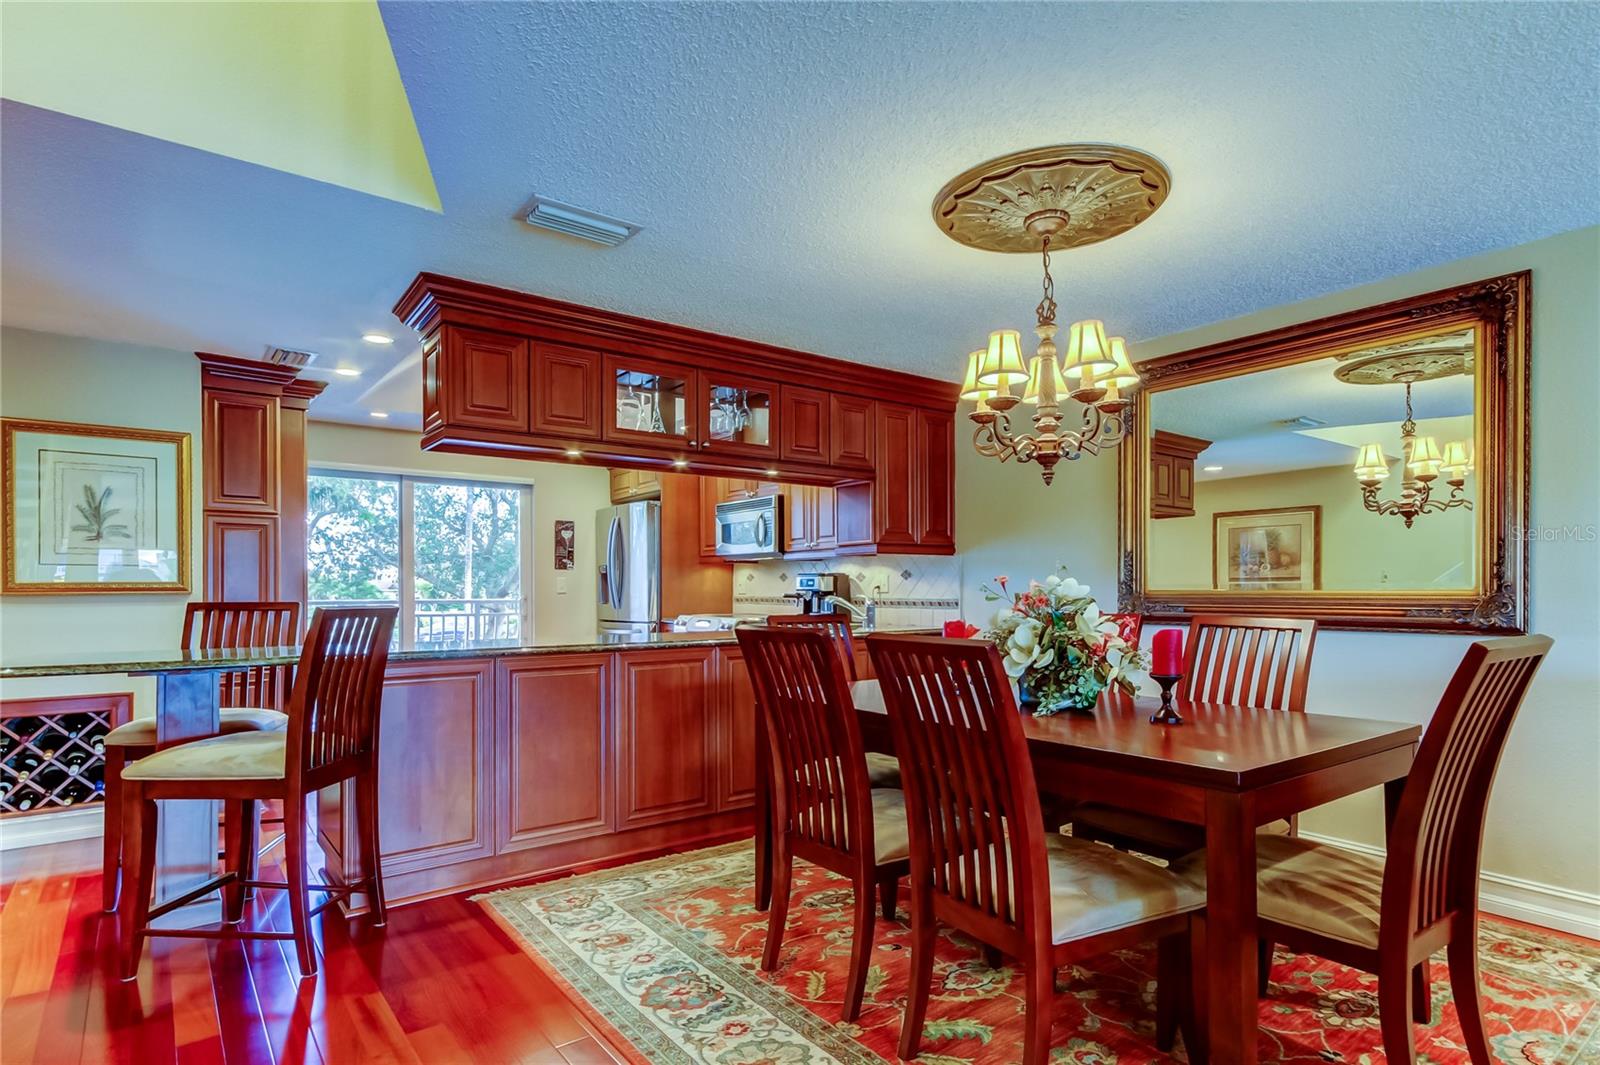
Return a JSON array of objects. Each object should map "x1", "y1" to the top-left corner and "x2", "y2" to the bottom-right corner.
[{"x1": 13, "y1": 754, "x2": 42, "y2": 781}]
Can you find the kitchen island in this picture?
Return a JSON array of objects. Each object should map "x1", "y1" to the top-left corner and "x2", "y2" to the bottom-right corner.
[{"x1": 1, "y1": 628, "x2": 893, "y2": 909}]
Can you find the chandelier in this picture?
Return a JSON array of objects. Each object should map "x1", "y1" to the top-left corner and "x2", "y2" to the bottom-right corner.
[
  {"x1": 932, "y1": 145, "x2": 1171, "y2": 485},
  {"x1": 1352, "y1": 376, "x2": 1474, "y2": 528}
]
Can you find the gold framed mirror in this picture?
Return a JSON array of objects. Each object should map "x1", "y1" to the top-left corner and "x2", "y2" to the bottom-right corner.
[{"x1": 1118, "y1": 272, "x2": 1528, "y2": 633}]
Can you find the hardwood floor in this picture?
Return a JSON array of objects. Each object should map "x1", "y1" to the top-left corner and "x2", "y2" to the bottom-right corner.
[{"x1": 0, "y1": 828, "x2": 628, "y2": 1064}]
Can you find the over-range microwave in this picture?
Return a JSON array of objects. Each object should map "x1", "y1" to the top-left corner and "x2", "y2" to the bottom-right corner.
[{"x1": 714, "y1": 494, "x2": 783, "y2": 559}]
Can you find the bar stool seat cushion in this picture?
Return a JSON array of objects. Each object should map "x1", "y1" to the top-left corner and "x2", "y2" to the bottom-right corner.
[
  {"x1": 103, "y1": 708, "x2": 288, "y2": 748},
  {"x1": 122, "y1": 730, "x2": 286, "y2": 782},
  {"x1": 1071, "y1": 803, "x2": 1292, "y2": 855},
  {"x1": 864, "y1": 752, "x2": 901, "y2": 789},
  {"x1": 1172, "y1": 834, "x2": 1385, "y2": 948}
]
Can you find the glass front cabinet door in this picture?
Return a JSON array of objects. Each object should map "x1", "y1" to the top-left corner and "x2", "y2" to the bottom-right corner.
[
  {"x1": 698, "y1": 374, "x2": 779, "y2": 457},
  {"x1": 603, "y1": 354, "x2": 697, "y2": 448}
]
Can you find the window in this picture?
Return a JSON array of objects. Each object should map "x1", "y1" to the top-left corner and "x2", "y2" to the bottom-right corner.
[{"x1": 308, "y1": 470, "x2": 531, "y2": 645}]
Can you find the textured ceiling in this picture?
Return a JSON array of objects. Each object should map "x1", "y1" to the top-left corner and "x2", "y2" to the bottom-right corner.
[{"x1": 2, "y1": 2, "x2": 1597, "y2": 428}]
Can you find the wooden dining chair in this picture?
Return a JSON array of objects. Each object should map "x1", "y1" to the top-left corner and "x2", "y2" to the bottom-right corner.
[
  {"x1": 118, "y1": 606, "x2": 396, "y2": 981},
  {"x1": 1072, "y1": 615, "x2": 1319, "y2": 858},
  {"x1": 736, "y1": 624, "x2": 911, "y2": 1021},
  {"x1": 867, "y1": 634, "x2": 1204, "y2": 1065},
  {"x1": 764, "y1": 612, "x2": 899, "y2": 786},
  {"x1": 1175, "y1": 634, "x2": 1552, "y2": 1065},
  {"x1": 101, "y1": 601, "x2": 300, "y2": 912}
]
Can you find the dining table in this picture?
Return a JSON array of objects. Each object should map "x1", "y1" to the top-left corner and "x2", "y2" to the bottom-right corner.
[{"x1": 752, "y1": 680, "x2": 1421, "y2": 1065}]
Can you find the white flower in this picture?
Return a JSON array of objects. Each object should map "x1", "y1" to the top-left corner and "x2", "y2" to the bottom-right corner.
[
  {"x1": 1008, "y1": 618, "x2": 1042, "y2": 656},
  {"x1": 1058, "y1": 577, "x2": 1091, "y2": 599},
  {"x1": 1044, "y1": 574, "x2": 1061, "y2": 589}
]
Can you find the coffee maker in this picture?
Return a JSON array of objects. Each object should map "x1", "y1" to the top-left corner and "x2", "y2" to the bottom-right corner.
[{"x1": 791, "y1": 573, "x2": 847, "y2": 615}]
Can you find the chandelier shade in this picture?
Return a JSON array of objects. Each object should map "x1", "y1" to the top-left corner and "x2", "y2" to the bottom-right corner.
[
  {"x1": 1062, "y1": 319, "x2": 1116, "y2": 380},
  {"x1": 977, "y1": 330, "x2": 1026, "y2": 388},
  {"x1": 1441, "y1": 439, "x2": 1474, "y2": 478},
  {"x1": 959, "y1": 350, "x2": 995, "y2": 401},
  {"x1": 1104, "y1": 337, "x2": 1139, "y2": 390},
  {"x1": 1407, "y1": 435, "x2": 1443, "y2": 480}
]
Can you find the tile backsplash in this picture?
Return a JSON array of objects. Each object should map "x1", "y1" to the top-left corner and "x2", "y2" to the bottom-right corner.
[{"x1": 732, "y1": 554, "x2": 964, "y2": 630}]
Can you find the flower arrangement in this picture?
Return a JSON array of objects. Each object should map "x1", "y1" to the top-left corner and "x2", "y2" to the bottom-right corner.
[{"x1": 981, "y1": 568, "x2": 1147, "y2": 714}]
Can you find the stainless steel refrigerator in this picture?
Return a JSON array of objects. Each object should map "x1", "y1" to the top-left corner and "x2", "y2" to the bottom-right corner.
[{"x1": 595, "y1": 500, "x2": 661, "y2": 636}]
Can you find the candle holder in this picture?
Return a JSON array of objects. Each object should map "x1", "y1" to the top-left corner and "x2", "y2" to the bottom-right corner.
[{"x1": 1149, "y1": 674, "x2": 1184, "y2": 726}]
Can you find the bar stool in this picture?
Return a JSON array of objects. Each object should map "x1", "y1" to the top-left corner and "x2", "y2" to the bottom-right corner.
[
  {"x1": 118, "y1": 606, "x2": 395, "y2": 981},
  {"x1": 102, "y1": 602, "x2": 300, "y2": 912}
]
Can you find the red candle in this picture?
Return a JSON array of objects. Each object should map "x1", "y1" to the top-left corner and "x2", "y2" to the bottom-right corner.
[{"x1": 1152, "y1": 629, "x2": 1184, "y2": 676}]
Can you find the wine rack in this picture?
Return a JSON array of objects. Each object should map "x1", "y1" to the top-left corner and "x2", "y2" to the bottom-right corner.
[{"x1": 1, "y1": 694, "x2": 130, "y2": 818}]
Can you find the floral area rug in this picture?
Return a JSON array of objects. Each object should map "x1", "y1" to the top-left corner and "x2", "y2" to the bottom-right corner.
[{"x1": 475, "y1": 843, "x2": 1600, "y2": 1064}]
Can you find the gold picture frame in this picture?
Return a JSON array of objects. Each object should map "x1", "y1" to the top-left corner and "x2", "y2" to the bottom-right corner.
[
  {"x1": 2, "y1": 418, "x2": 192, "y2": 594},
  {"x1": 1118, "y1": 272, "x2": 1529, "y2": 634},
  {"x1": 1212, "y1": 506, "x2": 1322, "y2": 591}
]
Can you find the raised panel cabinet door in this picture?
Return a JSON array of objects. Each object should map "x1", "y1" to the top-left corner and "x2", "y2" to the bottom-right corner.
[
  {"x1": 205, "y1": 515, "x2": 278, "y2": 601},
  {"x1": 531, "y1": 341, "x2": 602, "y2": 440},
  {"x1": 779, "y1": 386, "x2": 830, "y2": 463},
  {"x1": 829, "y1": 394, "x2": 876, "y2": 468},
  {"x1": 422, "y1": 335, "x2": 443, "y2": 434},
  {"x1": 1175, "y1": 462, "x2": 1195, "y2": 512},
  {"x1": 371, "y1": 659, "x2": 495, "y2": 875},
  {"x1": 914, "y1": 407, "x2": 956, "y2": 550},
  {"x1": 812, "y1": 484, "x2": 838, "y2": 551},
  {"x1": 497, "y1": 655, "x2": 612, "y2": 851},
  {"x1": 204, "y1": 390, "x2": 279, "y2": 512},
  {"x1": 873, "y1": 403, "x2": 917, "y2": 548},
  {"x1": 444, "y1": 326, "x2": 530, "y2": 433},
  {"x1": 784, "y1": 484, "x2": 812, "y2": 551},
  {"x1": 1150, "y1": 453, "x2": 1175, "y2": 513},
  {"x1": 616, "y1": 649, "x2": 716, "y2": 828},
  {"x1": 715, "y1": 647, "x2": 758, "y2": 810}
]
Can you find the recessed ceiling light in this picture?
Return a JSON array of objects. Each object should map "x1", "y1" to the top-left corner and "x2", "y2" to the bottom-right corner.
[
  {"x1": 333, "y1": 367, "x2": 362, "y2": 378},
  {"x1": 369, "y1": 411, "x2": 389, "y2": 419},
  {"x1": 1202, "y1": 465, "x2": 1224, "y2": 472},
  {"x1": 361, "y1": 333, "x2": 394, "y2": 345}
]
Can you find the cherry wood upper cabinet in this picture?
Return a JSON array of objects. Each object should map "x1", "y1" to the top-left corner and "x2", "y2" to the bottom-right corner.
[
  {"x1": 700, "y1": 373, "x2": 779, "y2": 458},
  {"x1": 873, "y1": 403, "x2": 918, "y2": 549},
  {"x1": 603, "y1": 353, "x2": 698, "y2": 449},
  {"x1": 442, "y1": 326, "x2": 530, "y2": 433},
  {"x1": 830, "y1": 394, "x2": 876, "y2": 468},
  {"x1": 780, "y1": 386, "x2": 830, "y2": 463},
  {"x1": 204, "y1": 391, "x2": 279, "y2": 512},
  {"x1": 397, "y1": 274, "x2": 953, "y2": 479},
  {"x1": 915, "y1": 407, "x2": 956, "y2": 549},
  {"x1": 531, "y1": 341, "x2": 602, "y2": 440}
]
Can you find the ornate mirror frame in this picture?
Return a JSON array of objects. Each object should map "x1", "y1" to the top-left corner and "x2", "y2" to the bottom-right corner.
[{"x1": 1118, "y1": 272, "x2": 1529, "y2": 634}]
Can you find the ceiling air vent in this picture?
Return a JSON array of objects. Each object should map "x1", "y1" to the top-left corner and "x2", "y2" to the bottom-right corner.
[
  {"x1": 265, "y1": 347, "x2": 319, "y2": 369},
  {"x1": 1279, "y1": 416, "x2": 1327, "y2": 429},
  {"x1": 522, "y1": 196, "x2": 641, "y2": 247}
]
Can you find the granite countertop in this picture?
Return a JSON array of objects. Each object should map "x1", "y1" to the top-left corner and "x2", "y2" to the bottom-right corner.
[{"x1": 0, "y1": 627, "x2": 939, "y2": 680}]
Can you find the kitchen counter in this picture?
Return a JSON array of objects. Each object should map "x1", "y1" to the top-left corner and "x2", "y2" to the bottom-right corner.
[{"x1": 0, "y1": 626, "x2": 938, "y2": 680}]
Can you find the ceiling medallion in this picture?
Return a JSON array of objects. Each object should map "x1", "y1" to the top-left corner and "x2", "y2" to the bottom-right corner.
[
  {"x1": 932, "y1": 143, "x2": 1171, "y2": 254},
  {"x1": 1333, "y1": 328, "x2": 1475, "y2": 385},
  {"x1": 941, "y1": 144, "x2": 1168, "y2": 485}
]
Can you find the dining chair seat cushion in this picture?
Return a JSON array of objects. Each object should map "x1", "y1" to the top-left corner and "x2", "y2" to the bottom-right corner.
[
  {"x1": 869, "y1": 788, "x2": 912, "y2": 865},
  {"x1": 103, "y1": 708, "x2": 289, "y2": 748},
  {"x1": 1172, "y1": 834, "x2": 1385, "y2": 948},
  {"x1": 864, "y1": 752, "x2": 902, "y2": 789},
  {"x1": 1041, "y1": 835, "x2": 1205, "y2": 943},
  {"x1": 1071, "y1": 803, "x2": 1292, "y2": 855},
  {"x1": 122, "y1": 730, "x2": 286, "y2": 782}
]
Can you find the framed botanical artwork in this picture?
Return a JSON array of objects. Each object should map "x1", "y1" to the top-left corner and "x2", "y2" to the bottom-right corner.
[
  {"x1": 1212, "y1": 506, "x2": 1321, "y2": 591},
  {"x1": 2, "y1": 418, "x2": 191, "y2": 594}
]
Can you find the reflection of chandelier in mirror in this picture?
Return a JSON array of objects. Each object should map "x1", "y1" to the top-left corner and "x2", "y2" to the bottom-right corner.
[
  {"x1": 1351, "y1": 376, "x2": 1473, "y2": 527},
  {"x1": 934, "y1": 145, "x2": 1169, "y2": 485}
]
